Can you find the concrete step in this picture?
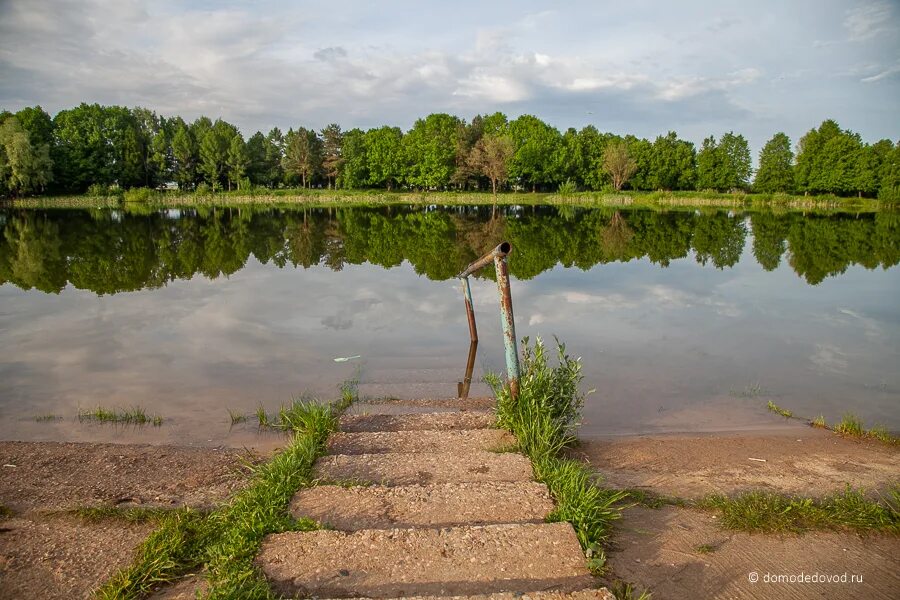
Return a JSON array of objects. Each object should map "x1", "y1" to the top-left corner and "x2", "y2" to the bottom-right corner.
[
  {"x1": 257, "y1": 522, "x2": 594, "y2": 598},
  {"x1": 340, "y1": 411, "x2": 496, "y2": 432},
  {"x1": 326, "y1": 429, "x2": 516, "y2": 455},
  {"x1": 291, "y1": 482, "x2": 554, "y2": 530},
  {"x1": 314, "y1": 451, "x2": 533, "y2": 486}
]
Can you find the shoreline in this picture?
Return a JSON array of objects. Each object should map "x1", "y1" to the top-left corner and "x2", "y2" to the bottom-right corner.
[{"x1": 2, "y1": 189, "x2": 887, "y2": 213}]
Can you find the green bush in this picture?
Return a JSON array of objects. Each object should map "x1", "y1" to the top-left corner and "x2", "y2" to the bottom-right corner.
[
  {"x1": 195, "y1": 182, "x2": 211, "y2": 195},
  {"x1": 123, "y1": 187, "x2": 154, "y2": 203}
]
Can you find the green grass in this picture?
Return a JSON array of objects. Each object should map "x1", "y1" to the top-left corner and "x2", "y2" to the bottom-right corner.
[
  {"x1": 78, "y1": 406, "x2": 163, "y2": 426},
  {"x1": 487, "y1": 337, "x2": 625, "y2": 574},
  {"x1": 96, "y1": 383, "x2": 356, "y2": 600},
  {"x1": 695, "y1": 543, "x2": 717, "y2": 554},
  {"x1": 66, "y1": 505, "x2": 181, "y2": 524},
  {"x1": 766, "y1": 400, "x2": 793, "y2": 418},
  {"x1": 697, "y1": 487, "x2": 899, "y2": 534},
  {"x1": 0, "y1": 505, "x2": 12, "y2": 518},
  {"x1": 227, "y1": 409, "x2": 247, "y2": 425},
  {"x1": 610, "y1": 580, "x2": 653, "y2": 600},
  {"x1": 835, "y1": 412, "x2": 864, "y2": 436},
  {"x1": 34, "y1": 414, "x2": 63, "y2": 422},
  {"x1": 811, "y1": 414, "x2": 827, "y2": 428}
]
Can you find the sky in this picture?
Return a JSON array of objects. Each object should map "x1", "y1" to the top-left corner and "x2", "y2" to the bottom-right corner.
[{"x1": 1, "y1": 0, "x2": 898, "y2": 155}]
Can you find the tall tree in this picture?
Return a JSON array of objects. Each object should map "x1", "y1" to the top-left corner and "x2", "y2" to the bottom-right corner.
[
  {"x1": 321, "y1": 123, "x2": 343, "y2": 189},
  {"x1": 717, "y1": 132, "x2": 752, "y2": 190},
  {"x1": 696, "y1": 136, "x2": 719, "y2": 190},
  {"x1": 337, "y1": 128, "x2": 368, "y2": 189},
  {"x1": 264, "y1": 128, "x2": 285, "y2": 186},
  {"x1": 365, "y1": 126, "x2": 405, "y2": 189},
  {"x1": 754, "y1": 132, "x2": 794, "y2": 193},
  {"x1": 282, "y1": 127, "x2": 322, "y2": 188},
  {"x1": 403, "y1": 113, "x2": 459, "y2": 189},
  {"x1": 466, "y1": 134, "x2": 513, "y2": 207},
  {"x1": 171, "y1": 122, "x2": 195, "y2": 191},
  {"x1": 602, "y1": 139, "x2": 638, "y2": 191},
  {"x1": 245, "y1": 131, "x2": 268, "y2": 186},
  {"x1": 0, "y1": 117, "x2": 53, "y2": 196},
  {"x1": 508, "y1": 115, "x2": 562, "y2": 191},
  {"x1": 648, "y1": 131, "x2": 696, "y2": 190},
  {"x1": 225, "y1": 133, "x2": 249, "y2": 190}
]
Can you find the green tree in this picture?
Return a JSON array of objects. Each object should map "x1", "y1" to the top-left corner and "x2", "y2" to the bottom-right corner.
[
  {"x1": 365, "y1": 127, "x2": 405, "y2": 190},
  {"x1": 226, "y1": 133, "x2": 249, "y2": 190},
  {"x1": 0, "y1": 117, "x2": 53, "y2": 196},
  {"x1": 199, "y1": 124, "x2": 228, "y2": 191},
  {"x1": 264, "y1": 128, "x2": 285, "y2": 186},
  {"x1": 648, "y1": 131, "x2": 696, "y2": 190},
  {"x1": 282, "y1": 127, "x2": 322, "y2": 188},
  {"x1": 754, "y1": 132, "x2": 794, "y2": 193},
  {"x1": 403, "y1": 113, "x2": 460, "y2": 189},
  {"x1": 338, "y1": 128, "x2": 368, "y2": 189},
  {"x1": 717, "y1": 132, "x2": 752, "y2": 191},
  {"x1": 171, "y1": 122, "x2": 196, "y2": 191},
  {"x1": 321, "y1": 123, "x2": 343, "y2": 189},
  {"x1": 245, "y1": 131, "x2": 268, "y2": 186},
  {"x1": 508, "y1": 115, "x2": 562, "y2": 191},
  {"x1": 696, "y1": 136, "x2": 719, "y2": 190}
]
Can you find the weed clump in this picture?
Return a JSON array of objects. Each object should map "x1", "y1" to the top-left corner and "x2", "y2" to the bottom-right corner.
[
  {"x1": 835, "y1": 413, "x2": 864, "y2": 436},
  {"x1": 487, "y1": 337, "x2": 624, "y2": 572},
  {"x1": 698, "y1": 487, "x2": 899, "y2": 534},
  {"x1": 766, "y1": 400, "x2": 793, "y2": 418},
  {"x1": 78, "y1": 406, "x2": 162, "y2": 426}
]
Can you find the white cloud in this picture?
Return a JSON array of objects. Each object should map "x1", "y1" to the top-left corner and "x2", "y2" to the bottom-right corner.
[{"x1": 844, "y1": 1, "x2": 894, "y2": 41}]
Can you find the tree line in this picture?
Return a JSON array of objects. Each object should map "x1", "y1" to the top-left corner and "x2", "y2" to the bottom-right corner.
[
  {"x1": 2, "y1": 205, "x2": 896, "y2": 294},
  {"x1": 1, "y1": 104, "x2": 897, "y2": 200}
]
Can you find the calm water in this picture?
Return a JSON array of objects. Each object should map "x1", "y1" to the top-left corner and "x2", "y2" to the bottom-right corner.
[{"x1": 1, "y1": 205, "x2": 898, "y2": 445}]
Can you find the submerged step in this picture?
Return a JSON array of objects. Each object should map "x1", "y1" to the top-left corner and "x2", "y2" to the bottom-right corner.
[
  {"x1": 340, "y1": 411, "x2": 496, "y2": 432},
  {"x1": 314, "y1": 451, "x2": 534, "y2": 486},
  {"x1": 257, "y1": 522, "x2": 594, "y2": 598},
  {"x1": 291, "y1": 481, "x2": 554, "y2": 530},
  {"x1": 352, "y1": 397, "x2": 495, "y2": 413},
  {"x1": 326, "y1": 429, "x2": 515, "y2": 455}
]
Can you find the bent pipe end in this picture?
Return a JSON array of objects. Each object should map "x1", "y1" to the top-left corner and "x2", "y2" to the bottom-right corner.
[{"x1": 458, "y1": 241, "x2": 512, "y2": 278}]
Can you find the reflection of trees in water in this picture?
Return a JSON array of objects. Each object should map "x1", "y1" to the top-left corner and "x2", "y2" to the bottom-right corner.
[{"x1": 0, "y1": 206, "x2": 896, "y2": 294}]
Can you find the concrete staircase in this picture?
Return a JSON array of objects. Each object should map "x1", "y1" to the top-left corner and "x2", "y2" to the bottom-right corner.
[{"x1": 255, "y1": 398, "x2": 614, "y2": 599}]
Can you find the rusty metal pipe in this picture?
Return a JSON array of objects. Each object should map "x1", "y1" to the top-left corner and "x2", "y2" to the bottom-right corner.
[
  {"x1": 457, "y1": 339, "x2": 478, "y2": 399},
  {"x1": 462, "y1": 277, "x2": 478, "y2": 343},
  {"x1": 494, "y1": 249, "x2": 520, "y2": 399},
  {"x1": 457, "y1": 242, "x2": 511, "y2": 279}
]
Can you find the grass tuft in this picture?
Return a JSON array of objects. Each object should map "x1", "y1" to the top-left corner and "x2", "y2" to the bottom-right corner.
[
  {"x1": 67, "y1": 506, "x2": 180, "y2": 524},
  {"x1": 95, "y1": 508, "x2": 211, "y2": 600},
  {"x1": 78, "y1": 406, "x2": 163, "y2": 426},
  {"x1": 697, "y1": 487, "x2": 899, "y2": 534},
  {"x1": 730, "y1": 382, "x2": 765, "y2": 398},
  {"x1": 610, "y1": 580, "x2": 653, "y2": 600},
  {"x1": 34, "y1": 414, "x2": 63, "y2": 422},
  {"x1": 0, "y1": 505, "x2": 13, "y2": 518},
  {"x1": 227, "y1": 409, "x2": 247, "y2": 425},
  {"x1": 622, "y1": 488, "x2": 687, "y2": 509},
  {"x1": 766, "y1": 400, "x2": 793, "y2": 418},
  {"x1": 811, "y1": 415, "x2": 826, "y2": 428},
  {"x1": 835, "y1": 413, "x2": 864, "y2": 437},
  {"x1": 487, "y1": 337, "x2": 624, "y2": 574},
  {"x1": 695, "y1": 543, "x2": 717, "y2": 554}
]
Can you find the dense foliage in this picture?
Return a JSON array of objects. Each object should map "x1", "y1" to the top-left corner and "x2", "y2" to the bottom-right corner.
[
  {"x1": 1, "y1": 205, "x2": 896, "y2": 295},
  {"x1": 1, "y1": 105, "x2": 897, "y2": 200}
]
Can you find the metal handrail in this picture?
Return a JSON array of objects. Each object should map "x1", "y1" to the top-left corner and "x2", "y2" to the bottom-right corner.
[{"x1": 457, "y1": 242, "x2": 520, "y2": 399}]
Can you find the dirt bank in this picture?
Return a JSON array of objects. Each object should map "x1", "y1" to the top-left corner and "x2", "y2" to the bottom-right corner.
[
  {"x1": 0, "y1": 442, "x2": 257, "y2": 599},
  {"x1": 574, "y1": 425, "x2": 899, "y2": 498}
]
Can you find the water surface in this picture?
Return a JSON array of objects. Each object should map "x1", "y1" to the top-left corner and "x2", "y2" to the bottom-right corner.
[{"x1": 1, "y1": 205, "x2": 897, "y2": 444}]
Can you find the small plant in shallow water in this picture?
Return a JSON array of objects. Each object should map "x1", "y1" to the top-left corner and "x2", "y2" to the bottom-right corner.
[
  {"x1": 811, "y1": 414, "x2": 827, "y2": 428},
  {"x1": 835, "y1": 413, "x2": 864, "y2": 436},
  {"x1": 766, "y1": 400, "x2": 793, "y2": 418},
  {"x1": 77, "y1": 406, "x2": 162, "y2": 426},
  {"x1": 34, "y1": 414, "x2": 62, "y2": 422},
  {"x1": 227, "y1": 409, "x2": 247, "y2": 425}
]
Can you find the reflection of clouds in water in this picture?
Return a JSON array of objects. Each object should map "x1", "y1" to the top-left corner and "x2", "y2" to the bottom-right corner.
[
  {"x1": 321, "y1": 314, "x2": 353, "y2": 330},
  {"x1": 810, "y1": 343, "x2": 849, "y2": 375},
  {"x1": 837, "y1": 307, "x2": 884, "y2": 342}
]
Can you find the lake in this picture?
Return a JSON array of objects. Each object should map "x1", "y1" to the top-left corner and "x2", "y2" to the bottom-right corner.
[{"x1": 1, "y1": 204, "x2": 898, "y2": 445}]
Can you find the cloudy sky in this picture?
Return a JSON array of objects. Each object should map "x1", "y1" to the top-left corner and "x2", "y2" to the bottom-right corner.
[{"x1": 1, "y1": 0, "x2": 898, "y2": 154}]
